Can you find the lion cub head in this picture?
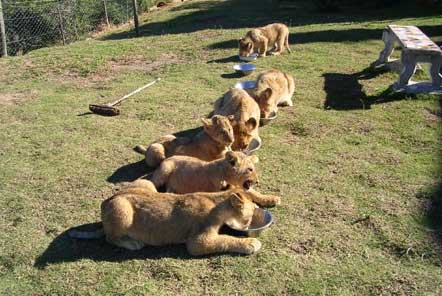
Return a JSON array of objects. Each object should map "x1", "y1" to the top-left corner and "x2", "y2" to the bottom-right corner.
[
  {"x1": 231, "y1": 117, "x2": 258, "y2": 151},
  {"x1": 223, "y1": 151, "x2": 259, "y2": 190},
  {"x1": 238, "y1": 37, "x2": 254, "y2": 57},
  {"x1": 255, "y1": 88, "x2": 276, "y2": 119},
  {"x1": 224, "y1": 192, "x2": 256, "y2": 230},
  {"x1": 201, "y1": 115, "x2": 235, "y2": 147}
]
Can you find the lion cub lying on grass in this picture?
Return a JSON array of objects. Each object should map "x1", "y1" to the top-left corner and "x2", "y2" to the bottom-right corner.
[
  {"x1": 239, "y1": 23, "x2": 291, "y2": 57},
  {"x1": 151, "y1": 151, "x2": 280, "y2": 207},
  {"x1": 70, "y1": 180, "x2": 263, "y2": 256},
  {"x1": 134, "y1": 115, "x2": 235, "y2": 167},
  {"x1": 246, "y1": 69, "x2": 295, "y2": 119},
  {"x1": 211, "y1": 89, "x2": 261, "y2": 151}
]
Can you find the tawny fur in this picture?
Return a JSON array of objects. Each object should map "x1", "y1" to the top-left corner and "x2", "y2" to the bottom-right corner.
[
  {"x1": 211, "y1": 89, "x2": 261, "y2": 151},
  {"x1": 239, "y1": 23, "x2": 291, "y2": 57},
  {"x1": 135, "y1": 115, "x2": 235, "y2": 167},
  {"x1": 151, "y1": 151, "x2": 258, "y2": 193},
  {"x1": 246, "y1": 69, "x2": 295, "y2": 119},
  {"x1": 100, "y1": 186, "x2": 264, "y2": 256}
]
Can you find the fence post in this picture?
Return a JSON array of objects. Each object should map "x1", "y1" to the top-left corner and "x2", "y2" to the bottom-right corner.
[
  {"x1": 57, "y1": 0, "x2": 66, "y2": 45},
  {"x1": 132, "y1": 0, "x2": 139, "y2": 37},
  {"x1": 0, "y1": 0, "x2": 7, "y2": 57},
  {"x1": 103, "y1": 0, "x2": 110, "y2": 28}
]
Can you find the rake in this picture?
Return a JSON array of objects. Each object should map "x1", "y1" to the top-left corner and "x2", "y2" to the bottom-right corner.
[{"x1": 89, "y1": 78, "x2": 161, "y2": 116}]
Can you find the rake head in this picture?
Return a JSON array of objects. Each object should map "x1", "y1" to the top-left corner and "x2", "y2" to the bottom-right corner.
[{"x1": 89, "y1": 104, "x2": 120, "y2": 116}]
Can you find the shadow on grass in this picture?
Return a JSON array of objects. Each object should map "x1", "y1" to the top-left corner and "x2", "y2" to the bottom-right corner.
[
  {"x1": 34, "y1": 223, "x2": 250, "y2": 268},
  {"x1": 34, "y1": 224, "x2": 192, "y2": 269},
  {"x1": 106, "y1": 126, "x2": 204, "y2": 184},
  {"x1": 107, "y1": 160, "x2": 150, "y2": 184},
  {"x1": 102, "y1": 0, "x2": 441, "y2": 41},
  {"x1": 322, "y1": 66, "x2": 417, "y2": 110},
  {"x1": 207, "y1": 25, "x2": 442, "y2": 50}
]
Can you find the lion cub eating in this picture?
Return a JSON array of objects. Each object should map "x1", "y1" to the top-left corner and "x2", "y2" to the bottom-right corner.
[
  {"x1": 150, "y1": 151, "x2": 280, "y2": 207},
  {"x1": 70, "y1": 180, "x2": 263, "y2": 256},
  {"x1": 239, "y1": 23, "x2": 291, "y2": 57},
  {"x1": 135, "y1": 115, "x2": 235, "y2": 167},
  {"x1": 211, "y1": 89, "x2": 261, "y2": 151},
  {"x1": 246, "y1": 69, "x2": 295, "y2": 119}
]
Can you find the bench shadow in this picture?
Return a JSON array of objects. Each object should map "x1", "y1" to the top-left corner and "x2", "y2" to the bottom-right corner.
[{"x1": 323, "y1": 66, "x2": 414, "y2": 110}]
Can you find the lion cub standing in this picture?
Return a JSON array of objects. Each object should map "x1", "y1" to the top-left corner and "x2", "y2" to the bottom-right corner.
[
  {"x1": 135, "y1": 115, "x2": 235, "y2": 167},
  {"x1": 211, "y1": 89, "x2": 261, "y2": 151},
  {"x1": 247, "y1": 69, "x2": 295, "y2": 119},
  {"x1": 239, "y1": 23, "x2": 291, "y2": 57}
]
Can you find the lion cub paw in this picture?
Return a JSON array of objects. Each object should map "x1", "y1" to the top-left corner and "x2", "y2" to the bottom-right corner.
[{"x1": 243, "y1": 238, "x2": 262, "y2": 254}]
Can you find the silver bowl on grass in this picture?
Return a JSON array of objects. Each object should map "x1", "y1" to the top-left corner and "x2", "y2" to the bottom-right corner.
[
  {"x1": 245, "y1": 137, "x2": 262, "y2": 154},
  {"x1": 234, "y1": 80, "x2": 257, "y2": 90},
  {"x1": 259, "y1": 111, "x2": 278, "y2": 126},
  {"x1": 233, "y1": 63, "x2": 256, "y2": 76},
  {"x1": 227, "y1": 208, "x2": 273, "y2": 237},
  {"x1": 238, "y1": 53, "x2": 258, "y2": 62}
]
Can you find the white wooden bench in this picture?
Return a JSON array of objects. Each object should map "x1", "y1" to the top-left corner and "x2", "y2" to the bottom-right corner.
[{"x1": 374, "y1": 25, "x2": 442, "y2": 92}]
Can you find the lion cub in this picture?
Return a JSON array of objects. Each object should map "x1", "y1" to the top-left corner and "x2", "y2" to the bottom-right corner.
[
  {"x1": 135, "y1": 115, "x2": 235, "y2": 167},
  {"x1": 247, "y1": 69, "x2": 295, "y2": 119},
  {"x1": 211, "y1": 89, "x2": 261, "y2": 151},
  {"x1": 151, "y1": 150, "x2": 258, "y2": 193},
  {"x1": 70, "y1": 181, "x2": 263, "y2": 256},
  {"x1": 239, "y1": 23, "x2": 291, "y2": 57},
  {"x1": 150, "y1": 151, "x2": 280, "y2": 207}
]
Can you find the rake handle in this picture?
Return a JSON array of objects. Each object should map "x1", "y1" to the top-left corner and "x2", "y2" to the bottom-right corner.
[{"x1": 108, "y1": 77, "x2": 161, "y2": 107}]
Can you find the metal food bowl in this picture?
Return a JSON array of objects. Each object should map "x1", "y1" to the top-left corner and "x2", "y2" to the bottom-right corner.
[
  {"x1": 234, "y1": 80, "x2": 257, "y2": 90},
  {"x1": 227, "y1": 208, "x2": 273, "y2": 237},
  {"x1": 238, "y1": 53, "x2": 258, "y2": 62},
  {"x1": 245, "y1": 137, "x2": 262, "y2": 154},
  {"x1": 233, "y1": 64, "x2": 256, "y2": 76},
  {"x1": 259, "y1": 111, "x2": 277, "y2": 126}
]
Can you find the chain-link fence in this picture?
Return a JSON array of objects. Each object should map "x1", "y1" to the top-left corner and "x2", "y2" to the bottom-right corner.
[{"x1": 0, "y1": 0, "x2": 165, "y2": 56}]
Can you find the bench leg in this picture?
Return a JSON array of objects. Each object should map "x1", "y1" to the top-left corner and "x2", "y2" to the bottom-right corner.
[
  {"x1": 397, "y1": 51, "x2": 417, "y2": 88},
  {"x1": 429, "y1": 56, "x2": 442, "y2": 87},
  {"x1": 374, "y1": 29, "x2": 395, "y2": 67}
]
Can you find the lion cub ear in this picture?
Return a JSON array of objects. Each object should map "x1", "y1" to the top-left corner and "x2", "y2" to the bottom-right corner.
[
  {"x1": 261, "y1": 87, "x2": 273, "y2": 100},
  {"x1": 230, "y1": 193, "x2": 246, "y2": 210},
  {"x1": 245, "y1": 118, "x2": 258, "y2": 131},
  {"x1": 248, "y1": 155, "x2": 259, "y2": 164},
  {"x1": 226, "y1": 151, "x2": 238, "y2": 167},
  {"x1": 201, "y1": 118, "x2": 212, "y2": 130},
  {"x1": 227, "y1": 115, "x2": 235, "y2": 122}
]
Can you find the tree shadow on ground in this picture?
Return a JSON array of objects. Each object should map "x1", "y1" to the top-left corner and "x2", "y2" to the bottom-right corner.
[
  {"x1": 207, "y1": 25, "x2": 442, "y2": 50},
  {"x1": 102, "y1": 0, "x2": 440, "y2": 40},
  {"x1": 322, "y1": 66, "x2": 416, "y2": 110}
]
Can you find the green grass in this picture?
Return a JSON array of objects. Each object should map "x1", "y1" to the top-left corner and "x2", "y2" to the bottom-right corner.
[{"x1": 1, "y1": 0, "x2": 442, "y2": 294}]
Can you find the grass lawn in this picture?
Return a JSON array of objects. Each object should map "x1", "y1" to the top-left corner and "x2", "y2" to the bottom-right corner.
[{"x1": 1, "y1": 0, "x2": 442, "y2": 294}]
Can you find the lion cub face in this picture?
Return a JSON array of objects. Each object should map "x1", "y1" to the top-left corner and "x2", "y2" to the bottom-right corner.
[
  {"x1": 231, "y1": 117, "x2": 258, "y2": 151},
  {"x1": 238, "y1": 38, "x2": 254, "y2": 57},
  {"x1": 225, "y1": 192, "x2": 256, "y2": 230},
  {"x1": 201, "y1": 115, "x2": 235, "y2": 146},
  {"x1": 224, "y1": 151, "x2": 259, "y2": 190}
]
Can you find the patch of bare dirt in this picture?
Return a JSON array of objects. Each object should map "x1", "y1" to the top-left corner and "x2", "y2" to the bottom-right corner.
[
  {"x1": 0, "y1": 90, "x2": 37, "y2": 106},
  {"x1": 106, "y1": 53, "x2": 180, "y2": 73}
]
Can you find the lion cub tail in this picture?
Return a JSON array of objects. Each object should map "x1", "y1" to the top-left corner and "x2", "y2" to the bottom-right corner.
[
  {"x1": 68, "y1": 222, "x2": 104, "y2": 239},
  {"x1": 133, "y1": 145, "x2": 148, "y2": 155},
  {"x1": 285, "y1": 35, "x2": 292, "y2": 54}
]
